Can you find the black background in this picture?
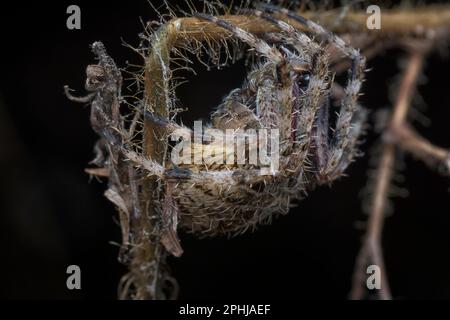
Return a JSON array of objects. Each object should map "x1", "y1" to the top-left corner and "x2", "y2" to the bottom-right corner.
[{"x1": 0, "y1": 0, "x2": 449, "y2": 299}]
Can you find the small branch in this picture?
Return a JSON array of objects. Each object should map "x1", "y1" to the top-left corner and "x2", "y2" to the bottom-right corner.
[
  {"x1": 392, "y1": 125, "x2": 450, "y2": 174},
  {"x1": 390, "y1": 52, "x2": 427, "y2": 128},
  {"x1": 350, "y1": 47, "x2": 428, "y2": 300}
]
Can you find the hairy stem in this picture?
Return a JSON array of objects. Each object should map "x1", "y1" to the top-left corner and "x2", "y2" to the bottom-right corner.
[{"x1": 393, "y1": 125, "x2": 450, "y2": 173}]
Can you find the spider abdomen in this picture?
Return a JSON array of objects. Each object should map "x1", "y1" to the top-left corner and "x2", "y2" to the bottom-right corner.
[{"x1": 174, "y1": 178, "x2": 292, "y2": 236}]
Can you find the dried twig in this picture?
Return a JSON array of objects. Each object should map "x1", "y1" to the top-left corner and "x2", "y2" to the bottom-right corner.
[
  {"x1": 392, "y1": 125, "x2": 450, "y2": 174},
  {"x1": 350, "y1": 40, "x2": 449, "y2": 299},
  {"x1": 350, "y1": 47, "x2": 426, "y2": 300}
]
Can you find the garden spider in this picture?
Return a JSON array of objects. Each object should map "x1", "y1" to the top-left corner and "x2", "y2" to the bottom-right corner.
[{"x1": 131, "y1": 3, "x2": 368, "y2": 251}]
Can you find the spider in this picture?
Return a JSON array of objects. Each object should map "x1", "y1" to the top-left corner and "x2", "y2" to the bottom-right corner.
[{"x1": 126, "y1": 2, "x2": 368, "y2": 255}]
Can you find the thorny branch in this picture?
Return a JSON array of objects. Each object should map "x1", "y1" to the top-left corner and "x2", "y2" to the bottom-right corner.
[{"x1": 350, "y1": 43, "x2": 450, "y2": 300}]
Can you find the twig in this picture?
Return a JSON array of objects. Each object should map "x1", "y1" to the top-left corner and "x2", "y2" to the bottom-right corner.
[
  {"x1": 132, "y1": 6, "x2": 450, "y2": 54},
  {"x1": 122, "y1": 17, "x2": 183, "y2": 300},
  {"x1": 392, "y1": 125, "x2": 450, "y2": 174},
  {"x1": 350, "y1": 45, "x2": 428, "y2": 300}
]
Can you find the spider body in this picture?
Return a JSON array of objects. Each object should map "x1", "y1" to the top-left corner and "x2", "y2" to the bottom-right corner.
[
  {"x1": 67, "y1": 4, "x2": 368, "y2": 256},
  {"x1": 141, "y1": 4, "x2": 368, "y2": 240}
]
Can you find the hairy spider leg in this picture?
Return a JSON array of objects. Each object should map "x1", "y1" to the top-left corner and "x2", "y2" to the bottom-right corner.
[
  {"x1": 194, "y1": 13, "x2": 295, "y2": 148},
  {"x1": 243, "y1": 8, "x2": 331, "y2": 190},
  {"x1": 257, "y1": 3, "x2": 367, "y2": 182}
]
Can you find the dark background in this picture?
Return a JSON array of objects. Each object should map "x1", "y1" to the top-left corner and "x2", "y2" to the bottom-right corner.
[{"x1": 0, "y1": 1, "x2": 449, "y2": 299}]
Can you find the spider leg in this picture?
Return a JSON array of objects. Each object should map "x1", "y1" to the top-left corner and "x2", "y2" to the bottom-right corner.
[
  {"x1": 323, "y1": 106, "x2": 368, "y2": 181},
  {"x1": 242, "y1": 7, "x2": 330, "y2": 171},
  {"x1": 310, "y1": 93, "x2": 331, "y2": 172},
  {"x1": 144, "y1": 111, "x2": 192, "y2": 136},
  {"x1": 194, "y1": 13, "x2": 295, "y2": 149},
  {"x1": 258, "y1": 3, "x2": 367, "y2": 181},
  {"x1": 194, "y1": 13, "x2": 284, "y2": 63},
  {"x1": 240, "y1": 8, "x2": 322, "y2": 59},
  {"x1": 287, "y1": 52, "x2": 329, "y2": 188},
  {"x1": 322, "y1": 56, "x2": 366, "y2": 180}
]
